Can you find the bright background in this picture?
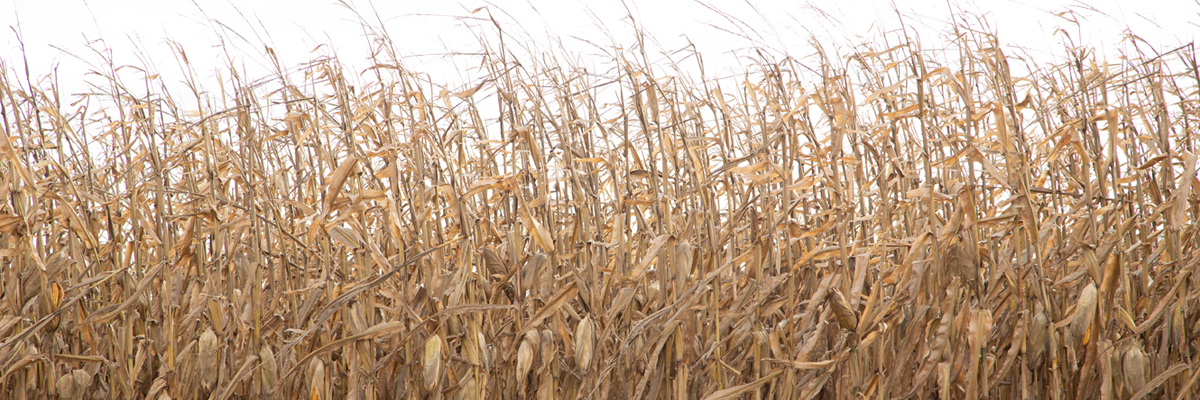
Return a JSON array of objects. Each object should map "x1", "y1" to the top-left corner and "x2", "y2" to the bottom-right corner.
[{"x1": 1, "y1": 0, "x2": 1197, "y2": 96}]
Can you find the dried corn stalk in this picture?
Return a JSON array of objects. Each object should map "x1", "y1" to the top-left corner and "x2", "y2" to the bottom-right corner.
[{"x1": 0, "y1": 7, "x2": 1194, "y2": 400}]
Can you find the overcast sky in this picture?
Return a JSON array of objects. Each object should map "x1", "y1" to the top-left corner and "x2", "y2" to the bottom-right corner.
[{"x1": 2, "y1": 0, "x2": 1197, "y2": 96}]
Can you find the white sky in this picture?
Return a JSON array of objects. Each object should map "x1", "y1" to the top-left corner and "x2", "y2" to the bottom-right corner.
[{"x1": 1, "y1": 0, "x2": 1197, "y2": 97}]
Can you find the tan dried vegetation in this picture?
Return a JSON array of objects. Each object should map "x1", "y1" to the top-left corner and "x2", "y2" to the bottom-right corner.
[{"x1": 1, "y1": 7, "x2": 1198, "y2": 400}]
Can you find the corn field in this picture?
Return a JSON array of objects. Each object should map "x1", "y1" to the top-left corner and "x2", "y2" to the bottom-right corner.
[{"x1": 1, "y1": 9, "x2": 1198, "y2": 400}]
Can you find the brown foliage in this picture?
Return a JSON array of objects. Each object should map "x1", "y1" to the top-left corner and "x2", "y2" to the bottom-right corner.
[{"x1": 1, "y1": 9, "x2": 1198, "y2": 400}]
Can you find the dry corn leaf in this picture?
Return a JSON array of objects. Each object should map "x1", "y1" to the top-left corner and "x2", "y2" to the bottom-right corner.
[
  {"x1": 520, "y1": 205, "x2": 554, "y2": 252},
  {"x1": 625, "y1": 234, "x2": 673, "y2": 283},
  {"x1": 213, "y1": 353, "x2": 260, "y2": 400},
  {"x1": 482, "y1": 247, "x2": 506, "y2": 276},
  {"x1": 323, "y1": 157, "x2": 360, "y2": 213},
  {"x1": 767, "y1": 358, "x2": 837, "y2": 370},
  {"x1": 520, "y1": 282, "x2": 578, "y2": 335},
  {"x1": 1130, "y1": 362, "x2": 1189, "y2": 400},
  {"x1": 700, "y1": 369, "x2": 784, "y2": 400}
]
